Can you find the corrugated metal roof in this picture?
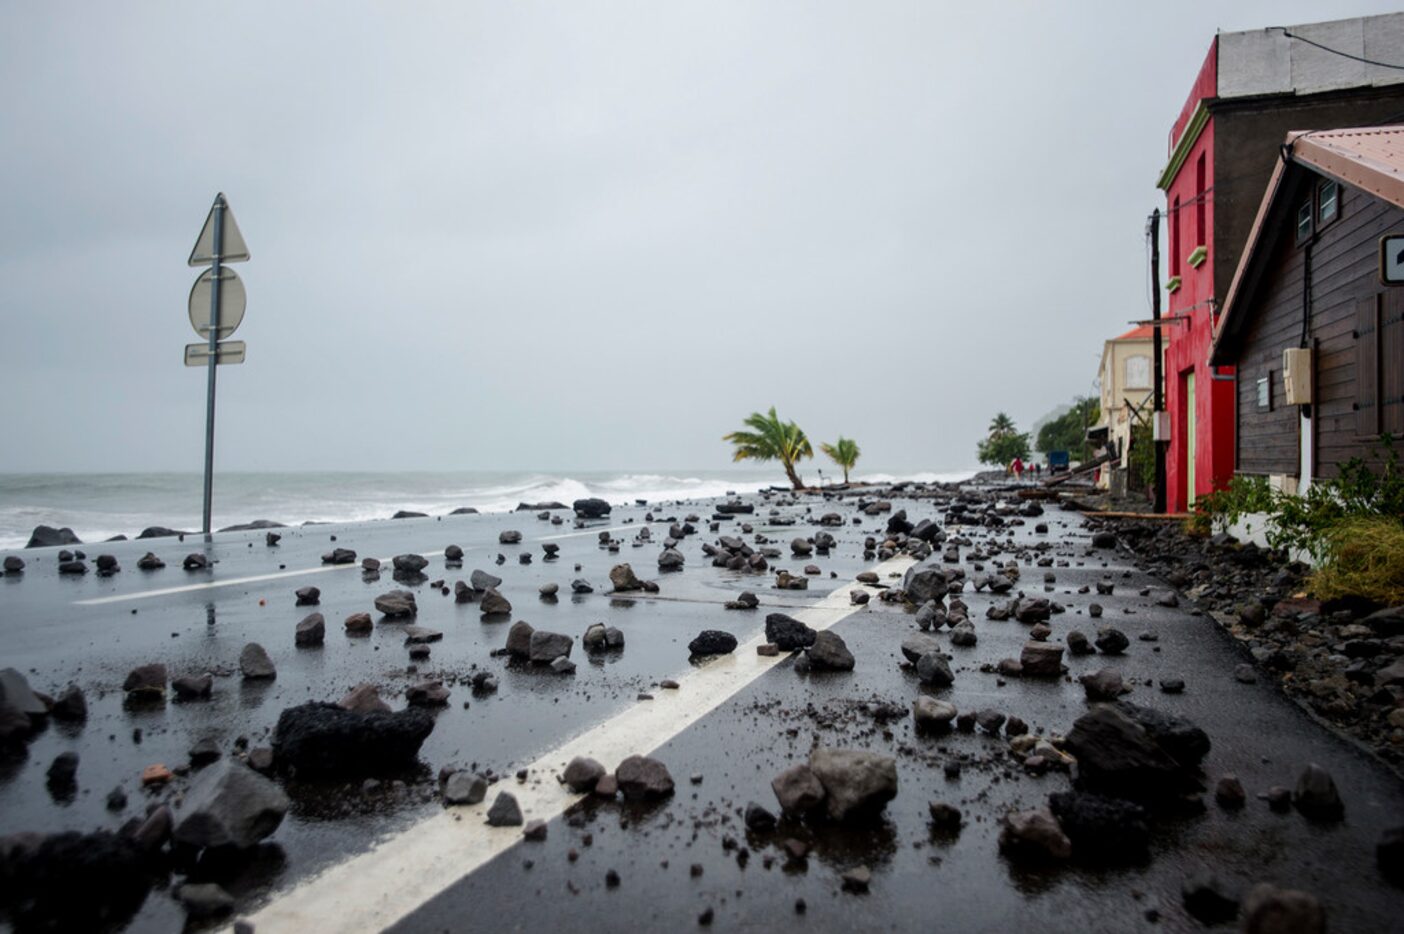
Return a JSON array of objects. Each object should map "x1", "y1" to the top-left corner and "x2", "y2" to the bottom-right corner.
[
  {"x1": 1211, "y1": 124, "x2": 1404, "y2": 365},
  {"x1": 1293, "y1": 126, "x2": 1404, "y2": 206}
]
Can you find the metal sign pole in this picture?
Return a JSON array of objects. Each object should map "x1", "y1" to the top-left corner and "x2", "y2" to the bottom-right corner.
[{"x1": 201, "y1": 197, "x2": 224, "y2": 538}]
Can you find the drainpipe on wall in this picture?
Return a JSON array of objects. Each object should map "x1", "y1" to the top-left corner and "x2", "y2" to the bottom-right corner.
[{"x1": 1299, "y1": 241, "x2": 1314, "y2": 493}]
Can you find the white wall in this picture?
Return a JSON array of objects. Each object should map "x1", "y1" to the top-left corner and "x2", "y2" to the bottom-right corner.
[{"x1": 1219, "y1": 14, "x2": 1404, "y2": 98}]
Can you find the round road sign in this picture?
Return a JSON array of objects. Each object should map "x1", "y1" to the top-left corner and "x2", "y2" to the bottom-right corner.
[{"x1": 188, "y1": 267, "x2": 247, "y2": 339}]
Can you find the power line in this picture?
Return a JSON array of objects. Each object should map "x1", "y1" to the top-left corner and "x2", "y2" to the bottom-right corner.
[{"x1": 1274, "y1": 26, "x2": 1404, "y2": 71}]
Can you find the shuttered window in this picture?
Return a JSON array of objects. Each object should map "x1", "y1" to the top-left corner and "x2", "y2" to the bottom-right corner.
[{"x1": 1357, "y1": 295, "x2": 1380, "y2": 437}]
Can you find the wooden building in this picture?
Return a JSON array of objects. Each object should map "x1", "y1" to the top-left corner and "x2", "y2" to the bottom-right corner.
[
  {"x1": 1210, "y1": 126, "x2": 1404, "y2": 490},
  {"x1": 1156, "y1": 15, "x2": 1404, "y2": 509}
]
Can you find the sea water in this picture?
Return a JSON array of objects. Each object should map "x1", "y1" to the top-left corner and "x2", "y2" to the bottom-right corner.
[{"x1": 0, "y1": 468, "x2": 977, "y2": 549}]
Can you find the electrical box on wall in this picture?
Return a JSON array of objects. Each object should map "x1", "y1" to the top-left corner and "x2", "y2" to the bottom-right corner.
[
  {"x1": 1153, "y1": 411, "x2": 1171, "y2": 442},
  {"x1": 1282, "y1": 348, "x2": 1312, "y2": 404}
]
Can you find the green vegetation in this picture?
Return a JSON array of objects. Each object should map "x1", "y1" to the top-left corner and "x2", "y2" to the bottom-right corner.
[
  {"x1": 977, "y1": 412, "x2": 1031, "y2": 467},
  {"x1": 819, "y1": 437, "x2": 861, "y2": 484},
  {"x1": 1126, "y1": 421, "x2": 1156, "y2": 496},
  {"x1": 1185, "y1": 474, "x2": 1274, "y2": 537},
  {"x1": 1310, "y1": 518, "x2": 1404, "y2": 606},
  {"x1": 1189, "y1": 437, "x2": 1404, "y2": 604},
  {"x1": 724, "y1": 407, "x2": 813, "y2": 490},
  {"x1": 1035, "y1": 396, "x2": 1100, "y2": 461},
  {"x1": 1272, "y1": 442, "x2": 1404, "y2": 557}
]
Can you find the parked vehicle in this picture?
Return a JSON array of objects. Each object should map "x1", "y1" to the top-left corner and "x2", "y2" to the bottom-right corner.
[{"x1": 1047, "y1": 450, "x2": 1070, "y2": 474}]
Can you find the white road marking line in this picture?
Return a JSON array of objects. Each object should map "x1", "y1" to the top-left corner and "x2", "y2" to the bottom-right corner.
[
  {"x1": 77, "y1": 524, "x2": 662, "y2": 606},
  {"x1": 243, "y1": 554, "x2": 917, "y2": 934},
  {"x1": 73, "y1": 564, "x2": 361, "y2": 606},
  {"x1": 536, "y1": 524, "x2": 652, "y2": 541},
  {"x1": 72, "y1": 550, "x2": 450, "y2": 606}
]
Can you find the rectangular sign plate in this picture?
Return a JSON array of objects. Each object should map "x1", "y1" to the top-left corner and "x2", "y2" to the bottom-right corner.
[
  {"x1": 1381, "y1": 234, "x2": 1404, "y2": 285},
  {"x1": 184, "y1": 341, "x2": 246, "y2": 366}
]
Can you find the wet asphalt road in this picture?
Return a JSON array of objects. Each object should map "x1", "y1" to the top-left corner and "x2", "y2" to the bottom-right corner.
[{"x1": 2, "y1": 488, "x2": 1403, "y2": 932}]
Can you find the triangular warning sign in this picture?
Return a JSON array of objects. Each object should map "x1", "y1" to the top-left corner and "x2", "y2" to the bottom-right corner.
[{"x1": 188, "y1": 193, "x2": 250, "y2": 267}]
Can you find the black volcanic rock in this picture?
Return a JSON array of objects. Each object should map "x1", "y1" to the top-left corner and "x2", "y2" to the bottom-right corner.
[
  {"x1": 765, "y1": 613, "x2": 816, "y2": 651},
  {"x1": 271, "y1": 702, "x2": 435, "y2": 777},
  {"x1": 26, "y1": 525, "x2": 81, "y2": 548},
  {"x1": 573, "y1": 498, "x2": 611, "y2": 519},
  {"x1": 688, "y1": 630, "x2": 738, "y2": 656}
]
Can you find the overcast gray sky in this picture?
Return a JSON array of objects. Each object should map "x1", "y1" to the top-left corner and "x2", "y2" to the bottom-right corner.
[{"x1": 1, "y1": 1, "x2": 1396, "y2": 474}]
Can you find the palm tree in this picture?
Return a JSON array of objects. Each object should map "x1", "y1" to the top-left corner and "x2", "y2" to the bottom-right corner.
[
  {"x1": 978, "y1": 411, "x2": 1031, "y2": 466},
  {"x1": 989, "y1": 412, "x2": 1016, "y2": 438},
  {"x1": 820, "y1": 437, "x2": 861, "y2": 484},
  {"x1": 724, "y1": 407, "x2": 814, "y2": 490}
]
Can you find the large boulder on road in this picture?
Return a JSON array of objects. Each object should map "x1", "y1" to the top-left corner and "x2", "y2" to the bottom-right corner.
[
  {"x1": 1047, "y1": 790, "x2": 1149, "y2": 861},
  {"x1": 902, "y1": 565, "x2": 948, "y2": 604},
  {"x1": 272, "y1": 702, "x2": 435, "y2": 777},
  {"x1": 0, "y1": 830, "x2": 149, "y2": 930},
  {"x1": 573, "y1": 498, "x2": 611, "y2": 519},
  {"x1": 173, "y1": 761, "x2": 289, "y2": 850},
  {"x1": 615, "y1": 755, "x2": 674, "y2": 800},
  {"x1": 609, "y1": 564, "x2": 643, "y2": 592},
  {"x1": 805, "y1": 631, "x2": 854, "y2": 671},
  {"x1": 374, "y1": 590, "x2": 418, "y2": 618},
  {"x1": 1114, "y1": 701, "x2": 1210, "y2": 769},
  {"x1": 808, "y1": 747, "x2": 897, "y2": 821},
  {"x1": 765, "y1": 613, "x2": 816, "y2": 651},
  {"x1": 1063, "y1": 704, "x2": 1205, "y2": 800},
  {"x1": 688, "y1": 630, "x2": 737, "y2": 656}
]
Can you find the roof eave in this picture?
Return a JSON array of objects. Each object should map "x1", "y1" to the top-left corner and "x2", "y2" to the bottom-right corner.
[
  {"x1": 1209, "y1": 145, "x2": 1293, "y2": 367},
  {"x1": 1212, "y1": 127, "x2": 1404, "y2": 367},
  {"x1": 1157, "y1": 102, "x2": 1212, "y2": 191},
  {"x1": 1293, "y1": 134, "x2": 1404, "y2": 209}
]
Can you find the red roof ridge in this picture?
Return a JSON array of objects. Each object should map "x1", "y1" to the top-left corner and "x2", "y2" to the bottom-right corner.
[{"x1": 1112, "y1": 324, "x2": 1155, "y2": 341}]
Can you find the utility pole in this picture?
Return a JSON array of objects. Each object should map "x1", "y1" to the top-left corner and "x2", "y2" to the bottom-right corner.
[{"x1": 1149, "y1": 209, "x2": 1167, "y2": 513}]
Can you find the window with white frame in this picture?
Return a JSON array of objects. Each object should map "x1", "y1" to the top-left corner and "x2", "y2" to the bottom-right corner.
[
  {"x1": 1318, "y1": 178, "x2": 1339, "y2": 227},
  {"x1": 1125, "y1": 355, "x2": 1150, "y2": 390}
]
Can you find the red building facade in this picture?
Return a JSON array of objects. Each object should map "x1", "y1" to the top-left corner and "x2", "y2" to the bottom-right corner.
[
  {"x1": 1156, "y1": 17, "x2": 1404, "y2": 512},
  {"x1": 1159, "y1": 43, "x2": 1233, "y2": 512}
]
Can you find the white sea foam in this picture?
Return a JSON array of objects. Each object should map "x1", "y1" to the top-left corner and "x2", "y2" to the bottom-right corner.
[
  {"x1": 852, "y1": 469, "x2": 980, "y2": 485},
  {"x1": 0, "y1": 468, "x2": 977, "y2": 550}
]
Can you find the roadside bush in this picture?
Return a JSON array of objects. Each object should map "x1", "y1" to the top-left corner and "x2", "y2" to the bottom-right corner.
[
  {"x1": 1186, "y1": 474, "x2": 1272, "y2": 537},
  {"x1": 1271, "y1": 439, "x2": 1402, "y2": 558},
  {"x1": 1309, "y1": 518, "x2": 1404, "y2": 606},
  {"x1": 1189, "y1": 437, "x2": 1401, "y2": 564}
]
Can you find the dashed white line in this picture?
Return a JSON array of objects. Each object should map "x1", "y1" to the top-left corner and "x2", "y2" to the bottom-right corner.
[{"x1": 241, "y1": 554, "x2": 916, "y2": 934}]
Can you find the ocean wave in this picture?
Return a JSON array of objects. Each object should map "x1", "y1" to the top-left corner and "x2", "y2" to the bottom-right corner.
[
  {"x1": 852, "y1": 469, "x2": 980, "y2": 485},
  {"x1": 0, "y1": 468, "x2": 973, "y2": 548},
  {"x1": 0, "y1": 472, "x2": 772, "y2": 547}
]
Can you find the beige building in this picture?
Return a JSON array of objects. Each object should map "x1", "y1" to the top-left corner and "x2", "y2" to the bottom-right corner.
[{"x1": 1094, "y1": 325, "x2": 1155, "y2": 489}]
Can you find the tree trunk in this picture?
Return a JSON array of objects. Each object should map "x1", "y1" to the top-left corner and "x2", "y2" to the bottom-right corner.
[
  {"x1": 842, "y1": 466, "x2": 850, "y2": 484},
  {"x1": 784, "y1": 460, "x2": 803, "y2": 490}
]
